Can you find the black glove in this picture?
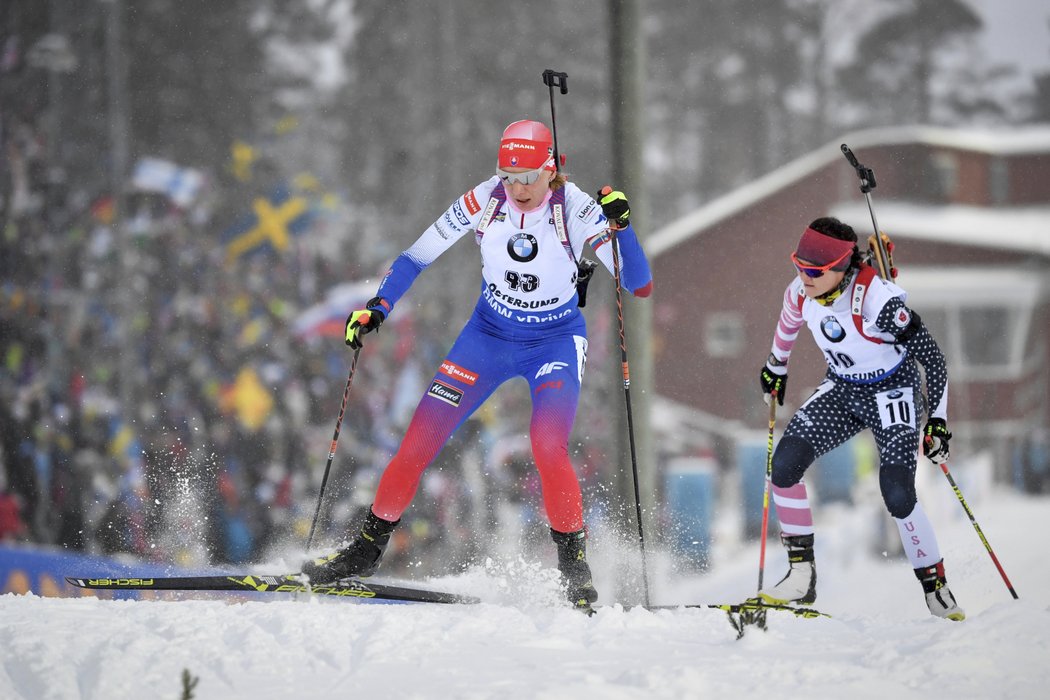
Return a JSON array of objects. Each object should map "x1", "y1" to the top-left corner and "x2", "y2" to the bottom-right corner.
[
  {"x1": 345, "y1": 297, "x2": 387, "y2": 349},
  {"x1": 575, "y1": 258, "x2": 598, "y2": 308},
  {"x1": 597, "y1": 186, "x2": 630, "y2": 229},
  {"x1": 759, "y1": 356, "x2": 787, "y2": 406},
  {"x1": 922, "y1": 418, "x2": 952, "y2": 464}
]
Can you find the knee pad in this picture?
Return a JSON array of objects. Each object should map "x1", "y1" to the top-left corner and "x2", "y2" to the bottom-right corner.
[
  {"x1": 879, "y1": 466, "x2": 918, "y2": 518},
  {"x1": 771, "y1": 435, "x2": 816, "y2": 489}
]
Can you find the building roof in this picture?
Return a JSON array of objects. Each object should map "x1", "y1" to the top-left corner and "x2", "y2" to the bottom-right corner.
[
  {"x1": 649, "y1": 124, "x2": 1050, "y2": 257},
  {"x1": 830, "y1": 201, "x2": 1050, "y2": 257},
  {"x1": 897, "y1": 266, "x2": 1049, "y2": 305}
]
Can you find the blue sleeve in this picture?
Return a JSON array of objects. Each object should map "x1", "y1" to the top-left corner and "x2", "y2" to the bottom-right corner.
[
  {"x1": 375, "y1": 252, "x2": 426, "y2": 313},
  {"x1": 370, "y1": 192, "x2": 478, "y2": 316},
  {"x1": 616, "y1": 224, "x2": 653, "y2": 297}
]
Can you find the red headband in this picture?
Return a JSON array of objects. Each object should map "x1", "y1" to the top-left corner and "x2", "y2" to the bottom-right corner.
[
  {"x1": 498, "y1": 138, "x2": 555, "y2": 170},
  {"x1": 795, "y1": 227, "x2": 855, "y2": 267}
]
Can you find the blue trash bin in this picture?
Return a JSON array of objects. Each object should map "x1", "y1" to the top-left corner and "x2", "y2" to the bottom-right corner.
[
  {"x1": 814, "y1": 438, "x2": 856, "y2": 504},
  {"x1": 665, "y1": 457, "x2": 716, "y2": 570}
]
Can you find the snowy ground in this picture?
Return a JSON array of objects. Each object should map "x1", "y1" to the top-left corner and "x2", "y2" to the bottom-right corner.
[{"x1": 2, "y1": 486, "x2": 1047, "y2": 700}]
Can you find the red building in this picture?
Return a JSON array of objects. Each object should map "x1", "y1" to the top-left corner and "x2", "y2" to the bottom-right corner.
[{"x1": 649, "y1": 125, "x2": 1050, "y2": 483}]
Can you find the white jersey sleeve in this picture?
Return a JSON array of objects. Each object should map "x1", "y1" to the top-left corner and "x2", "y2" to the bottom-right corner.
[
  {"x1": 375, "y1": 180, "x2": 497, "y2": 309},
  {"x1": 404, "y1": 179, "x2": 497, "y2": 266}
]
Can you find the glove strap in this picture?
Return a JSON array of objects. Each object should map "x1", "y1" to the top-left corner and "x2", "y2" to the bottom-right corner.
[
  {"x1": 365, "y1": 297, "x2": 390, "y2": 322},
  {"x1": 766, "y1": 353, "x2": 787, "y2": 375}
]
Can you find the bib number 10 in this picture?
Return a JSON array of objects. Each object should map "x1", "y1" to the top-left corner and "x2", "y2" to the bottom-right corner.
[
  {"x1": 823, "y1": 349, "x2": 855, "y2": 369},
  {"x1": 875, "y1": 387, "x2": 915, "y2": 429}
]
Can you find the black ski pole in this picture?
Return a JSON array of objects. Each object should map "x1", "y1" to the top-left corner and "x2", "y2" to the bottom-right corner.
[
  {"x1": 542, "y1": 69, "x2": 568, "y2": 173},
  {"x1": 306, "y1": 347, "x2": 363, "y2": 550},
  {"x1": 544, "y1": 68, "x2": 649, "y2": 603},
  {"x1": 608, "y1": 226, "x2": 652, "y2": 608},
  {"x1": 841, "y1": 143, "x2": 894, "y2": 280},
  {"x1": 928, "y1": 443, "x2": 1019, "y2": 599}
]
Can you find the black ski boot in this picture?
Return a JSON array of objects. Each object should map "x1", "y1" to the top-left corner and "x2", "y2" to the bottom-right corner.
[
  {"x1": 915, "y1": 559, "x2": 965, "y2": 621},
  {"x1": 302, "y1": 509, "x2": 400, "y2": 584},
  {"x1": 551, "y1": 527, "x2": 598, "y2": 611},
  {"x1": 759, "y1": 533, "x2": 817, "y2": 605}
]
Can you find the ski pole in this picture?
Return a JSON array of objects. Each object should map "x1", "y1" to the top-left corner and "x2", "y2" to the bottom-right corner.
[
  {"x1": 927, "y1": 439, "x2": 1019, "y2": 599},
  {"x1": 841, "y1": 143, "x2": 894, "y2": 280},
  {"x1": 542, "y1": 68, "x2": 568, "y2": 174},
  {"x1": 756, "y1": 393, "x2": 777, "y2": 595},
  {"x1": 306, "y1": 347, "x2": 363, "y2": 550},
  {"x1": 608, "y1": 226, "x2": 651, "y2": 607}
]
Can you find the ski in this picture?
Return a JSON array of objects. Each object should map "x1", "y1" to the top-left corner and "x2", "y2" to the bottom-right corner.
[
  {"x1": 608, "y1": 599, "x2": 829, "y2": 638},
  {"x1": 708, "y1": 599, "x2": 830, "y2": 639},
  {"x1": 706, "y1": 601, "x2": 828, "y2": 619},
  {"x1": 65, "y1": 574, "x2": 480, "y2": 605},
  {"x1": 610, "y1": 601, "x2": 829, "y2": 619}
]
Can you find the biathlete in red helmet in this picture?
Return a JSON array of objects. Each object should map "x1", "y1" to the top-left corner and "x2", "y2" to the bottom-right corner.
[{"x1": 303, "y1": 120, "x2": 652, "y2": 610}]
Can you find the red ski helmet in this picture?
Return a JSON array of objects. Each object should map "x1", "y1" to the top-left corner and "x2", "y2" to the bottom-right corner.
[{"x1": 498, "y1": 120, "x2": 556, "y2": 171}]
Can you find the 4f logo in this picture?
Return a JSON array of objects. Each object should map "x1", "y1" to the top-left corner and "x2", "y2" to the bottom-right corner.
[{"x1": 535, "y1": 361, "x2": 568, "y2": 378}]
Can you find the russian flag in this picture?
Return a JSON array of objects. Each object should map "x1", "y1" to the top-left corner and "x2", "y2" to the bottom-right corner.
[{"x1": 292, "y1": 281, "x2": 411, "y2": 339}]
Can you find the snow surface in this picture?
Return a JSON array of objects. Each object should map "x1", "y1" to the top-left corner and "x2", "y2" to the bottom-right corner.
[{"x1": 2, "y1": 488, "x2": 1048, "y2": 700}]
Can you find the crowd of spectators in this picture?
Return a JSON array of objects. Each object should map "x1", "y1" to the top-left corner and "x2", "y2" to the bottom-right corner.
[{"x1": 0, "y1": 107, "x2": 618, "y2": 576}]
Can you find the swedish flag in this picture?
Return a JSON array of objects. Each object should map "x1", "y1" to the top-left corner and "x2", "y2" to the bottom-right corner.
[{"x1": 222, "y1": 185, "x2": 313, "y2": 263}]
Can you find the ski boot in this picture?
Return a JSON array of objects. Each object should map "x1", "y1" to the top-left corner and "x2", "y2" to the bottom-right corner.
[
  {"x1": 915, "y1": 559, "x2": 965, "y2": 621},
  {"x1": 301, "y1": 509, "x2": 400, "y2": 584},
  {"x1": 759, "y1": 533, "x2": 817, "y2": 605},
  {"x1": 551, "y1": 527, "x2": 598, "y2": 611}
]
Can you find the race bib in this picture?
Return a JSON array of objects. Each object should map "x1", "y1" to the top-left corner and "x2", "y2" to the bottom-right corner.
[{"x1": 875, "y1": 387, "x2": 916, "y2": 430}]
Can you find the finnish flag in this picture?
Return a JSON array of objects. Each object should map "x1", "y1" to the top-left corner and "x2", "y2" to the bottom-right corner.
[{"x1": 131, "y1": 157, "x2": 204, "y2": 208}]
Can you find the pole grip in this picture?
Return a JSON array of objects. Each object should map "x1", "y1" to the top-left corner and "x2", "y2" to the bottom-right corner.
[
  {"x1": 841, "y1": 143, "x2": 859, "y2": 167},
  {"x1": 542, "y1": 69, "x2": 568, "y2": 94},
  {"x1": 841, "y1": 143, "x2": 876, "y2": 193}
]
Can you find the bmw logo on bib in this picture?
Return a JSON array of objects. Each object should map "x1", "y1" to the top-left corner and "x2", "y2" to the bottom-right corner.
[
  {"x1": 508, "y1": 233, "x2": 539, "y2": 262},
  {"x1": 820, "y1": 316, "x2": 846, "y2": 343}
]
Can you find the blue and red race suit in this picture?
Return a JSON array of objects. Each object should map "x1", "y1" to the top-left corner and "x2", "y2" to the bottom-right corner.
[{"x1": 366, "y1": 177, "x2": 652, "y2": 532}]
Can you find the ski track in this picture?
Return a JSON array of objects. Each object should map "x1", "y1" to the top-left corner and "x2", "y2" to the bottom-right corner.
[{"x1": 1, "y1": 490, "x2": 1048, "y2": 699}]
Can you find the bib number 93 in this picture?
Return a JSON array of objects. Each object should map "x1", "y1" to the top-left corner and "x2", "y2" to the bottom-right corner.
[{"x1": 505, "y1": 270, "x2": 539, "y2": 293}]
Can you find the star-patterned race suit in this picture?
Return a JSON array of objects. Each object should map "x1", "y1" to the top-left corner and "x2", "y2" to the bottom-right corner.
[
  {"x1": 365, "y1": 177, "x2": 652, "y2": 533},
  {"x1": 767, "y1": 264, "x2": 949, "y2": 568}
]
